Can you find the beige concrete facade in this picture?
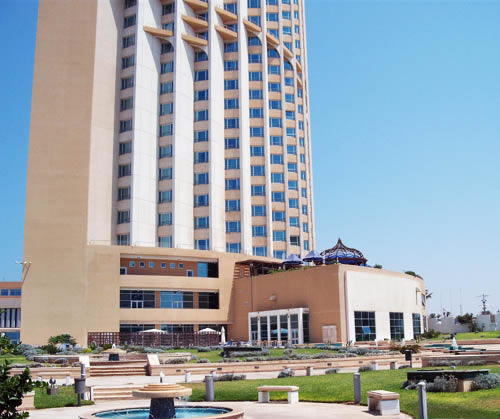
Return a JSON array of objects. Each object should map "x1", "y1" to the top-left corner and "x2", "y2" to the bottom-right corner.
[{"x1": 231, "y1": 264, "x2": 427, "y2": 344}]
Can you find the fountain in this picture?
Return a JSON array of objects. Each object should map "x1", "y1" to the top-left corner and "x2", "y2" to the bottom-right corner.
[
  {"x1": 133, "y1": 384, "x2": 192, "y2": 419},
  {"x1": 86, "y1": 383, "x2": 243, "y2": 419}
]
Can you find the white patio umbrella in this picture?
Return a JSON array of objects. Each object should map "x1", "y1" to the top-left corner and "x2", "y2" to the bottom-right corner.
[
  {"x1": 139, "y1": 328, "x2": 167, "y2": 334},
  {"x1": 198, "y1": 327, "x2": 218, "y2": 334},
  {"x1": 220, "y1": 326, "x2": 226, "y2": 345}
]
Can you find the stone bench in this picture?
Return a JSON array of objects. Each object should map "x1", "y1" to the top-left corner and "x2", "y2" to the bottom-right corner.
[
  {"x1": 257, "y1": 385, "x2": 299, "y2": 404},
  {"x1": 367, "y1": 390, "x2": 400, "y2": 415}
]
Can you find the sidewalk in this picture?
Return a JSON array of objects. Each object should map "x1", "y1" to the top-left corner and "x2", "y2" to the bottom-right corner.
[{"x1": 28, "y1": 400, "x2": 411, "y2": 419}]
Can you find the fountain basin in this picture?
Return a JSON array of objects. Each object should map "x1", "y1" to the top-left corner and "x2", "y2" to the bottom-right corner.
[{"x1": 82, "y1": 406, "x2": 243, "y2": 418}]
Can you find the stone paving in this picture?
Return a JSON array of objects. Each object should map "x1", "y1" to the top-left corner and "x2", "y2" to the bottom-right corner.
[{"x1": 28, "y1": 399, "x2": 411, "y2": 419}]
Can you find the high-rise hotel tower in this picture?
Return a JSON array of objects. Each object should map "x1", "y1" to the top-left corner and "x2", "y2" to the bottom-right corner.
[
  {"x1": 113, "y1": 0, "x2": 315, "y2": 257},
  {"x1": 22, "y1": 0, "x2": 314, "y2": 344}
]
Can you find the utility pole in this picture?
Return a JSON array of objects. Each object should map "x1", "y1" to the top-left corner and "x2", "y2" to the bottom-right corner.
[{"x1": 476, "y1": 294, "x2": 490, "y2": 315}]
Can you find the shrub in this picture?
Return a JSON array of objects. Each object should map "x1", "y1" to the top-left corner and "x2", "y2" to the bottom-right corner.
[
  {"x1": 197, "y1": 347, "x2": 212, "y2": 353},
  {"x1": 229, "y1": 349, "x2": 269, "y2": 358},
  {"x1": 54, "y1": 358, "x2": 69, "y2": 365},
  {"x1": 325, "y1": 368, "x2": 339, "y2": 374},
  {"x1": 398, "y1": 365, "x2": 411, "y2": 369},
  {"x1": 389, "y1": 344, "x2": 420, "y2": 354},
  {"x1": 283, "y1": 348, "x2": 294, "y2": 355},
  {"x1": 311, "y1": 352, "x2": 334, "y2": 359},
  {"x1": 467, "y1": 360, "x2": 487, "y2": 366},
  {"x1": 427, "y1": 376, "x2": 458, "y2": 393},
  {"x1": 471, "y1": 373, "x2": 500, "y2": 390},
  {"x1": 82, "y1": 348, "x2": 93, "y2": 354},
  {"x1": 429, "y1": 360, "x2": 462, "y2": 367},
  {"x1": 0, "y1": 335, "x2": 18, "y2": 355},
  {"x1": 213, "y1": 373, "x2": 246, "y2": 382},
  {"x1": 144, "y1": 347, "x2": 164, "y2": 353},
  {"x1": 165, "y1": 358, "x2": 188, "y2": 364},
  {"x1": 401, "y1": 380, "x2": 418, "y2": 390},
  {"x1": 358, "y1": 365, "x2": 372, "y2": 372},
  {"x1": 48, "y1": 334, "x2": 76, "y2": 346},
  {"x1": 421, "y1": 329, "x2": 441, "y2": 339},
  {"x1": 197, "y1": 359, "x2": 210, "y2": 363},
  {"x1": 278, "y1": 368, "x2": 294, "y2": 378},
  {"x1": 40, "y1": 344, "x2": 58, "y2": 355}
]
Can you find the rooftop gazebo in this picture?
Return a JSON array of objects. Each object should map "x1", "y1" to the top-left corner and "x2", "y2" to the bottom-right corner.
[{"x1": 321, "y1": 238, "x2": 367, "y2": 266}]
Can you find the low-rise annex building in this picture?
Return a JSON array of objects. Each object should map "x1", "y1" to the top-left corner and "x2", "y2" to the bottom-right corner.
[
  {"x1": 231, "y1": 262, "x2": 428, "y2": 345},
  {"x1": 0, "y1": 282, "x2": 22, "y2": 343}
]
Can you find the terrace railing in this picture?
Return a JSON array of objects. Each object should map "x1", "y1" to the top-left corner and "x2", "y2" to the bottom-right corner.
[{"x1": 88, "y1": 331, "x2": 219, "y2": 347}]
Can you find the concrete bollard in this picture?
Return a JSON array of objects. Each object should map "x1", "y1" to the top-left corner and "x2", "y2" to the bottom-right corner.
[
  {"x1": 390, "y1": 361, "x2": 398, "y2": 370},
  {"x1": 306, "y1": 366, "x2": 313, "y2": 376},
  {"x1": 205, "y1": 375, "x2": 214, "y2": 401},
  {"x1": 80, "y1": 362, "x2": 86, "y2": 379},
  {"x1": 185, "y1": 372, "x2": 191, "y2": 383},
  {"x1": 418, "y1": 381, "x2": 428, "y2": 419},
  {"x1": 353, "y1": 373, "x2": 361, "y2": 404},
  {"x1": 371, "y1": 361, "x2": 378, "y2": 371}
]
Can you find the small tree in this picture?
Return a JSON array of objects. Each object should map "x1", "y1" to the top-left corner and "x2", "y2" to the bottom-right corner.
[
  {"x1": 47, "y1": 334, "x2": 76, "y2": 346},
  {"x1": 456, "y1": 313, "x2": 474, "y2": 325},
  {"x1": 0, "y1": 335, "x2": 18, "y2": 355},
  {"x1": 373, "y1": 264, "x2": 382, "y2": 269},
  {"x1": 0, "y1": 361, "x2": 45, "y2": 418},
  {"x1": 405, "y1": 271, "x2": 417, "y2": 277}
]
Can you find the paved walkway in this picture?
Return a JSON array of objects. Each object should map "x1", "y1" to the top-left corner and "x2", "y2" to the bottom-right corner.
[
  {"x1": 29, "y1": 400, "x2": 411, "y2": 419},
  {"x1": 53, "y1": 367, "x2": 383, "y2": 386}
]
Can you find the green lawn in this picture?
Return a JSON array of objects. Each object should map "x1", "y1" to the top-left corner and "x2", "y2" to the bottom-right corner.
[
  {"x1": 163, "y1": 347, "x2": 341, "y2": 364},
  {"x1": 34, "y1": 385, "x2": 93, "y2": 409},
  {"x1": 427, "y1": 331, "x2": 500, "y2": 341},
  {"x1": 186, "y1": 365, "x2": 500, "y2": 418},
  {"x1": 0, "y1": 354, "x2": 30, "y2": 364}
]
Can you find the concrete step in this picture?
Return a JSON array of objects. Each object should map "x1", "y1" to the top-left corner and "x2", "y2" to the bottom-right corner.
[
  {"x1": 93, "y1": 386, "x2": 142, "y2": 392},
  {"x1": 93, "y1": 386, "x2": 142, "y2": 402}
]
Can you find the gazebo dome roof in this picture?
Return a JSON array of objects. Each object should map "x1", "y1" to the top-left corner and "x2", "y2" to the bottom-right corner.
[{"x1": 320, "y1": 238, "x2": 367, "y2": 265}]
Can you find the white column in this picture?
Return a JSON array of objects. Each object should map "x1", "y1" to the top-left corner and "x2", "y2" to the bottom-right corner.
[
  {"x1": 287, "y1": 313, "x2": 291, "y2": 343},
  {"x1": 237, "y1": 0, "x2": 252, "y2": 255},
  {"x1": 298, "y1": 0, "x2": 315, "y2": 249},
  {"x1": 267, "y1": 315, "x2": 271, "y2": 343},
  {"x1": 172, "y1": 0, "x2": 195, "y2": 249},
  {"x1": 260, "y1": 6, "x2": 274, "y2": 257},
  {"x1": 208, "y1": 1, "x2": 227, "y2": 253},
  {"x1": 298, "y1": 309, "x2": 304, "y2": 344},
  {"x1": 130, "y1": 0, "x2": 162, "y2": 247}
]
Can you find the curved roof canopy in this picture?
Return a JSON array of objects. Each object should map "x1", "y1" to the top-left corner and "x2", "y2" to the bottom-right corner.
[{"x1": 321, "y1": 238, "x2": 367, "y2": 266}]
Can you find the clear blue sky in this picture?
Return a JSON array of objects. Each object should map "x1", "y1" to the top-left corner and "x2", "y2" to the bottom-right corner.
[{"x1": 1, "y1": 0, "x2": 499, "y2": 316}]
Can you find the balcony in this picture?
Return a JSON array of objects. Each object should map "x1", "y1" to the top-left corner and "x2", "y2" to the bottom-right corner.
[
  {"x1": 243, "y1": 18, "x2": 261, "y2": 34},
  {"x1": 182, "y1": 14, "x2": 208, "y2": 31},
  {"x1": 215, "y1": 6, "x2": 237, "y2": 24},
  {"x1": 266, "y1": 32, "x2": 279, "y2": 47},
  {"x1": 143, "y1": 25, "x2": 173, "y2": 40},
  {"x1": 182, "y1": 33, "x2": 208, "y2": 47},
  {"x1": 215, "y1": 25, "x2": 238, "y2": 42},
  {"x1": 184, "y1": 0, "x2": 208, "y2": 13},
  {"x1": 283, "y1": 46, "x2": 293, "y2": 60},
  {"x1": 296, "y1": 60, "x2": 302, "y2": 73}
]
